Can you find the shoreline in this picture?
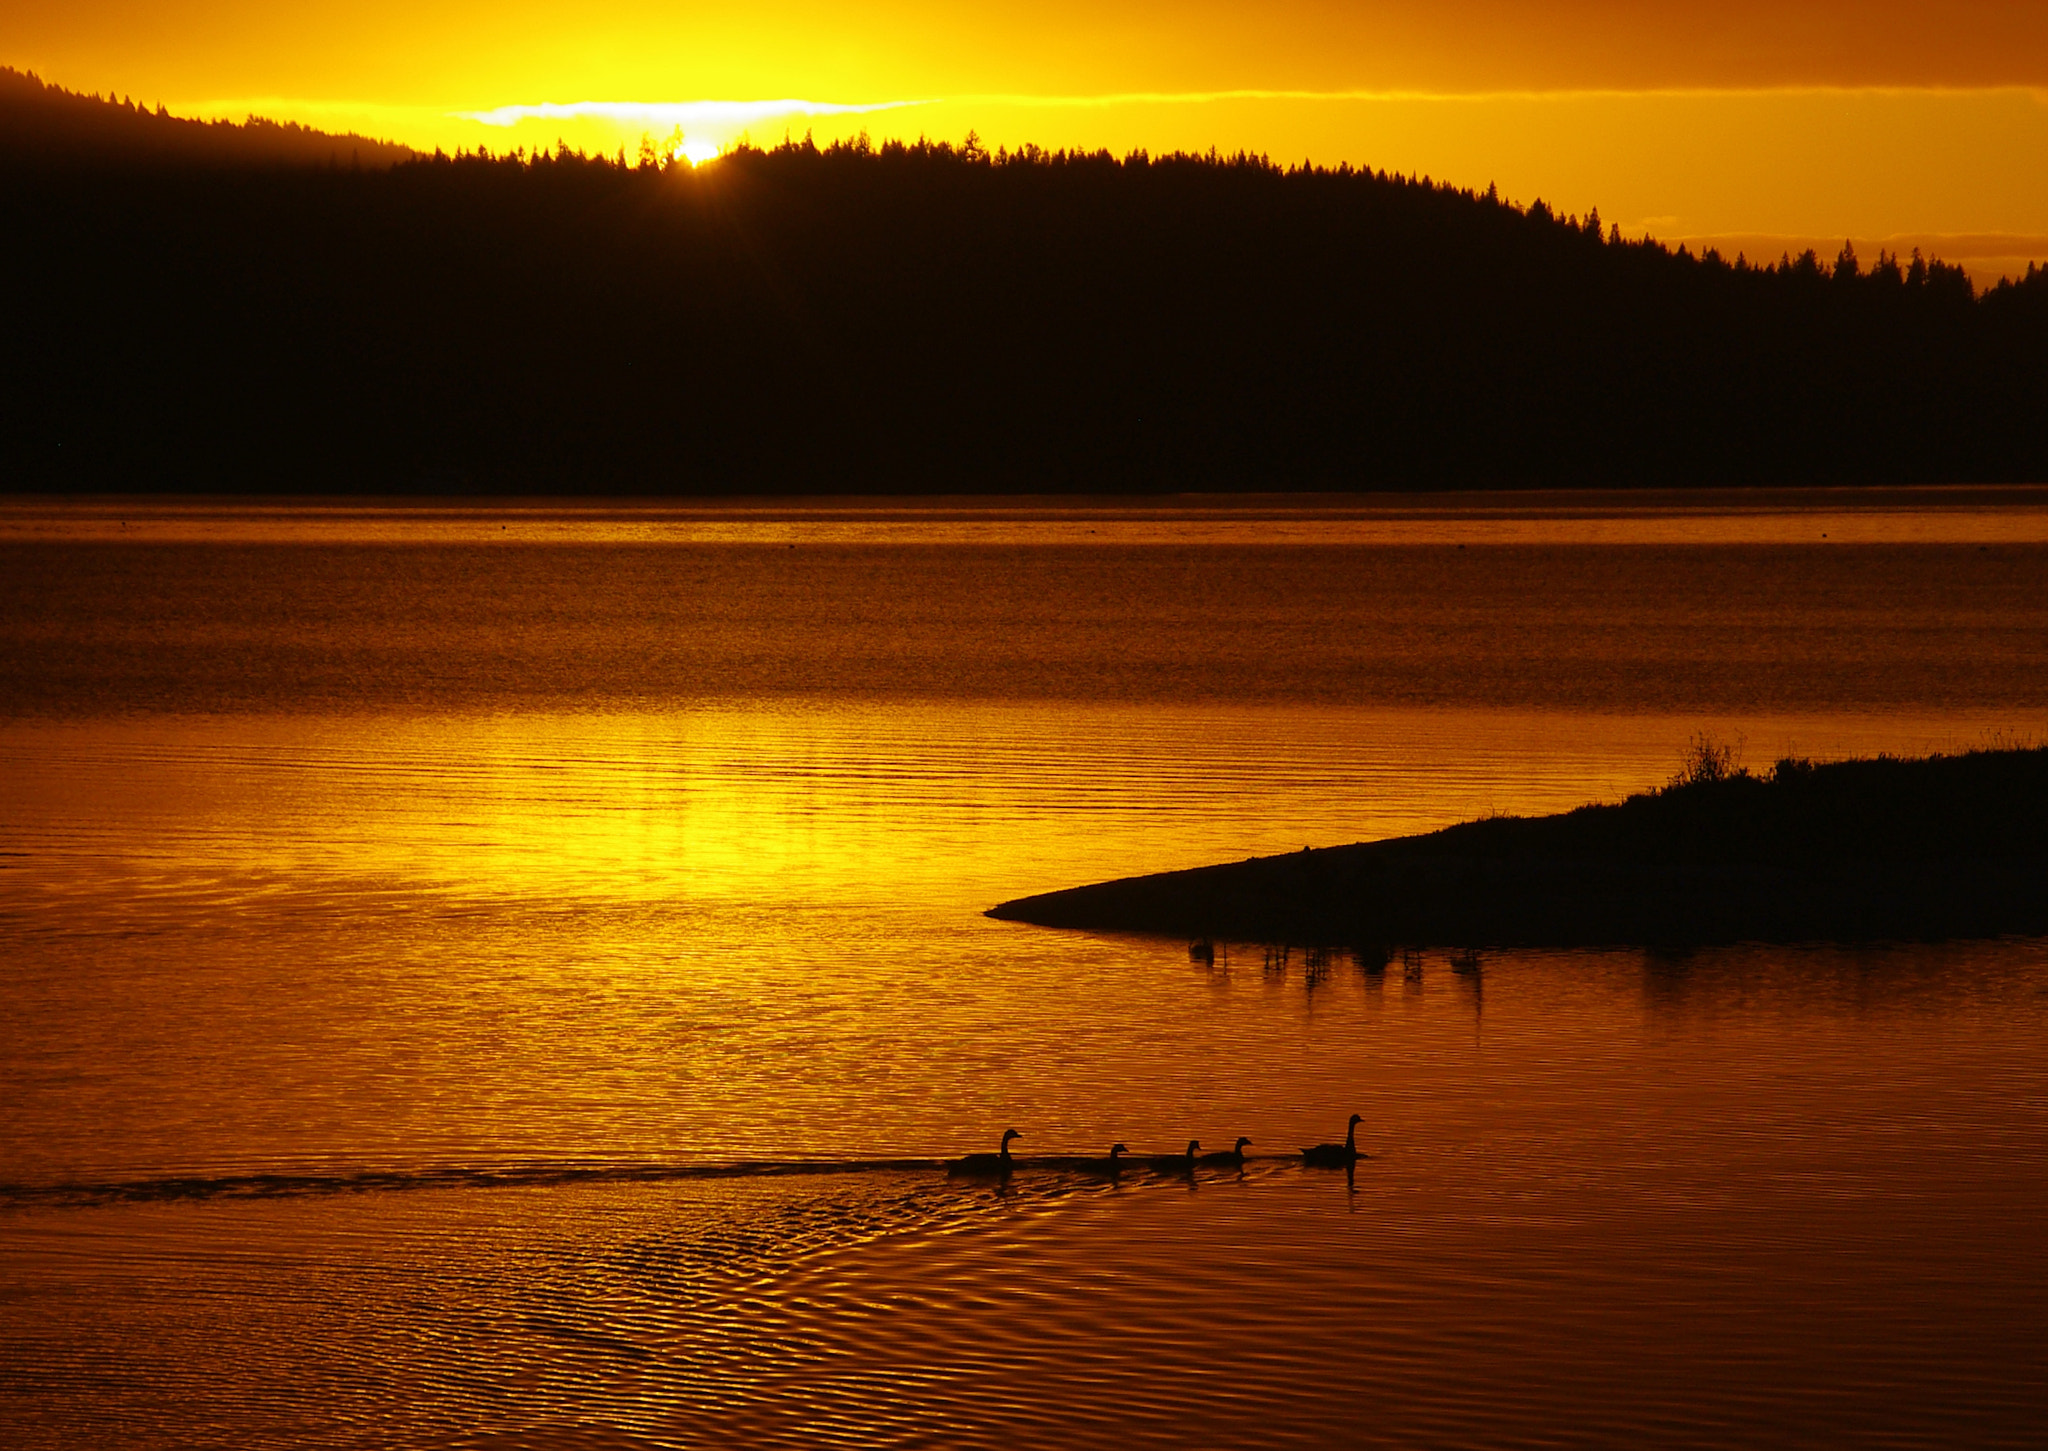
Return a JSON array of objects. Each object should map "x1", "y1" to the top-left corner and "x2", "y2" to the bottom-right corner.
[{"x1": 988, "y1": 745, "x2": 2048, "y2": 947}]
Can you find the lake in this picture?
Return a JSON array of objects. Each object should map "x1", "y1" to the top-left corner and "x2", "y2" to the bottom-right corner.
[{"x1": 3, "y1": 491, "x2": 2046, "y2": 1447}]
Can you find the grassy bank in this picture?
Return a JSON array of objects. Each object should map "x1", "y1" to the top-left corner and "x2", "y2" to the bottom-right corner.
[{"x1": 987, "y1": 743, "x2": 2048, "y2": 947}]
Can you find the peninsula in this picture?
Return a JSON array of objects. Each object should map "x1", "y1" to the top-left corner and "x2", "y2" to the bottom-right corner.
[{"x1": 987, "y1": 745, "x2": 2048, "y2": 947}]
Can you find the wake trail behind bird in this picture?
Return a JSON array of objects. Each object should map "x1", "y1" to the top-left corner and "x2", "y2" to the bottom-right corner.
[{"x1": 0, "y1": 1154, "x2": 1299, "y2": 1208}]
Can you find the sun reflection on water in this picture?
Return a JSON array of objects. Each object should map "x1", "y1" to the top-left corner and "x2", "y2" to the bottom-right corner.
[{"x1": 3, "y1": 508, "x2": 2047, "y2": 1445}]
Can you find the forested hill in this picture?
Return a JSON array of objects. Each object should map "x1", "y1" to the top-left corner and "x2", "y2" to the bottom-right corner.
[
  {"x1": 4, "y1": 96, "x2": 2046, "y2": 492},
  {"x1": 0, "y1": 69, "x2": 415, "y2": 169}
]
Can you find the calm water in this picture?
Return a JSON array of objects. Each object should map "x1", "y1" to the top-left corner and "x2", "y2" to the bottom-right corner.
[{"x1": 3, "y1": 492, "x2": 2047, "y2": 1447}]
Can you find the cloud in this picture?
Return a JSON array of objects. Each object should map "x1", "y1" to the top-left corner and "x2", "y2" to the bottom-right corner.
[
  {"x1": 949, "y1": 84, "x2": 2048, "y2": 105},
  {"x1": 451, "y1": 85, "x2": 2048, "y2": 131},
  {"x1": 454, "y1": 98, "x2": 931, "y2": 128}
]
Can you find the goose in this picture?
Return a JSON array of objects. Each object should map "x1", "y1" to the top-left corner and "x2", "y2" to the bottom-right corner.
[
  {"x1": 1075, "y1": 1143, "x2": 1129, "y2": 1176},
  {"x1": 1145, "y1": 1140, "x2": 1201, "y2": 1173},
  {"x1": 1199, "y1": 1136, "x2": 1252, "y2": 1167},
  {"x1": 949, "y1": 1127, "x2": 1022, "y2": 1176},
  {"x1": 1301, "y1": 1114, "x2": 1364, "y2": 1167}
]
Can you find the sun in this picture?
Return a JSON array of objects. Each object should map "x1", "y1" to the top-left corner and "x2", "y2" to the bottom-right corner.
[{"x1": 631, "y1": 127, "x2": 725, "y2": 169}]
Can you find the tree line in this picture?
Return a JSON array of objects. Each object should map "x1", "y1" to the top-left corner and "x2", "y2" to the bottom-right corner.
[
  {"x1": 0, "y1": 67, "x2": 416, "y2": 170},
  {"x1": 4, "y1": 72, "x2": 2044, "y2": 492}
]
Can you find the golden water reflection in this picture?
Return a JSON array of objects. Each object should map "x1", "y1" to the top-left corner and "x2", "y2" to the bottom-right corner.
[
  {"x1": 3, "y1": 701, "x2": 2041, "y2": 1188},
  {"x1": 4, "y1": 505, "x2": 2047, "y2": 1445},
  {"x1": 3, "y1": 703, "x2": 2034, "y2": 918},
  {"x1": 5, "y1": 928, "x2": 2044, "y2": 1446}
]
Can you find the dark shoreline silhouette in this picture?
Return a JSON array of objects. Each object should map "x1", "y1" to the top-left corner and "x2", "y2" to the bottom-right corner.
[
  {"x1": 6, "y1": 69, "x2": 2047, "y2": 494},
  {"x1": 987, "y1": 745, "x2": 2048, "y2": 947}
]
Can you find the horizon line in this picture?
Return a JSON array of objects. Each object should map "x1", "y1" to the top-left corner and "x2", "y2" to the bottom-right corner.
[{"x1": 141, "y1": 82, "x2": 2048, "y2": 128}]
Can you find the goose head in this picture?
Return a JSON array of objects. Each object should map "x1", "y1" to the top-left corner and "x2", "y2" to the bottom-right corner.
[
  {"x1": 1233, "y1": 1137, "x2": 1252, "y2": 1153},
  {"x1": 1109, "y1": 1143, "x2": 1127, "y2": 1160},
  {"x1": 1001, "y1": 1128, "x2": 1023, "y2": 1145}
]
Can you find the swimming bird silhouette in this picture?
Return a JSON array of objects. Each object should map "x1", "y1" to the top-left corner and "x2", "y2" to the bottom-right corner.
[
  {"x1": 1146, "y1": 1139, "x2": 1200, "y2": 1173},
  {"x1": 949, "y1": 1128, "x2": 1022, "y2": 1176},
  {"x1": 1076, "y1": 1143, "x2": 1129, "y2": 1175},
  {"x1": 1199, "y1": 1136, "x2": 1252, "y2": 1166},
  {"x1": 1301, "y1": 1114, "x2": 1364, "y2": 1167}
]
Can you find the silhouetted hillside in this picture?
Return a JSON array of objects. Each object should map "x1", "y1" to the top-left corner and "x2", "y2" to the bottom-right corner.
[
  {"x1": 0, "y1": 69, "x2": 415, "y2": 169},
  {"x1": 3, "y1": 95, "x2": 2045, "y2": 492},
  {"x1": 988, "y1": 745, "x2": 2048, "y2": 945}
]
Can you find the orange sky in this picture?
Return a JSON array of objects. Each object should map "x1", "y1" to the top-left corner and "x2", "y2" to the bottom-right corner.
[{"x1": 10, "y1": 1, "x2": 2048, "y2": 280}]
